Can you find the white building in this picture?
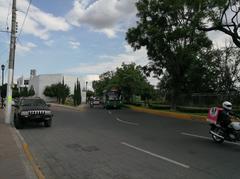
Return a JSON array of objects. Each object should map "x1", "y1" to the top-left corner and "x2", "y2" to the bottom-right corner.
[
  {"x1": 17, "y1": 76, "x2": 30, "y2": 89},
  {"x1": 26, "y1": 70, "x2": 87, "y2": 102}
]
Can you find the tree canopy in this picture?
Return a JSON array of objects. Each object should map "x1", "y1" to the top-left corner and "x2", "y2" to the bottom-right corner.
[
  {"x1": 194, "y1": 0, "x2": 240, "y2": 47},
  {"x1": 126, "y1": 0, "x2": 212, "y2": 108},
  {"x1": 28, "y1": 86, "x2": 35, "y2": 96},
  {"x1": 44, "y1": 82, "x2": 70, "y2": 104},
  {"x1": 93, "y1": 63, "x2": 154, "y2": 103}
]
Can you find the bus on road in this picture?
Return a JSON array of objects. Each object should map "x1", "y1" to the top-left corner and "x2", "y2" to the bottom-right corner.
[{"x1": 103, "y1": 88, "x2": 122, "y2": 109}]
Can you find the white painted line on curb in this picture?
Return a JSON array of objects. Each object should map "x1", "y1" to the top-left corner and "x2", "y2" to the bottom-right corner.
[
  {"x1": 181, "y1": 132, "x2": 240, "y2": 146},
  {"x1": 116, "y1": 118, "x2": 139, "y2": 126},
  {"x1": 15, "y1": 129, "x2": 45, "y2": 179},
  {"x1": 121, "y1": 142, "x2": 190, "y2": 169},
  {"x1": 11, "y1": 128, "x2": 38, "y2": 179}
]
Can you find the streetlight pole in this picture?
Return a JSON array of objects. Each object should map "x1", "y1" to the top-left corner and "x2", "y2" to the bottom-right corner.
[
  {"x1": 6, "y1": 0, "x2": 17, "y2": 124},
  {"x1": 1, "y1": 64, "x2": 5, "y2": 108}
]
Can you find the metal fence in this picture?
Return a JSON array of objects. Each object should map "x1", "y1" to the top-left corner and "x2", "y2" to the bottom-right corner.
[{"x1": 176, "y1": 93, "x2": 240, "y2": 107}]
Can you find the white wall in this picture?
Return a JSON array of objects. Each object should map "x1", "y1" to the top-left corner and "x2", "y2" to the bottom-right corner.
[
  {"x1": 17, "y1": 76, "x2": 29, "y2": 88},
  {"x1": 28, "y1": 74, "x2": 87, "y2": 103}
]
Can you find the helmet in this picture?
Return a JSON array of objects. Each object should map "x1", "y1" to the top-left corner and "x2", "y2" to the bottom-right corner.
[{"x1": 222, "y1": 101, "x2": 232, "y2": 111}]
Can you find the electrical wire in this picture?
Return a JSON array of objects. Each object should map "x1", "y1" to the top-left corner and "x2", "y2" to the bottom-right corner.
[
  {"x1": 5, "y1": 0, "x2": 12, "y2": 32},
  {"x1": 17, "y1": 0, "x2": 32, "y2": 39}
]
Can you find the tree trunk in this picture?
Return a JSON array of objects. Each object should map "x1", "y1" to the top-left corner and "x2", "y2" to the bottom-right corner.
[{"x1": 170, "y1": 89, "x2": 178, "y2": 111}]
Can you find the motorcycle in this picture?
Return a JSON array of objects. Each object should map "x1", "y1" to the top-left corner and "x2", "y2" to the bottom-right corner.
[{"x1": 208, "y1": 107, "x2": 240, "y2": 143}]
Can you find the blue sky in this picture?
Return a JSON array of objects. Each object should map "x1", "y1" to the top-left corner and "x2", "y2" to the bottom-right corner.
[
  {"x1": 0, "y1": 0, "x2": 153, "y2": 85},
  {"x1": 0, "y1": 0, "x2": 229, "y2": 86}
]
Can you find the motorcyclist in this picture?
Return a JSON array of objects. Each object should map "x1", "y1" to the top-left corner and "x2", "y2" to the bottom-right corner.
[
  {"x1": 217, "y1": 101, "x2": 239, "y2": 139},
  {"x1": 218, "y1": 101, "x2": 232, "y2": 128}
]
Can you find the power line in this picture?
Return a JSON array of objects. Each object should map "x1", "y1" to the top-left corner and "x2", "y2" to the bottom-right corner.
[
  {"x1": 17, "y1": 0, "x2": 32, "y2": 39},
  {"x1": 5, "y1": 0, "x2": 12, "y2": 32}
]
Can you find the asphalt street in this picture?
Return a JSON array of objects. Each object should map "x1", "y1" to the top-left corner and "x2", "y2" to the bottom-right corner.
[{"x1": 19, "y1": 105, "x2": 240, "y2": 179}]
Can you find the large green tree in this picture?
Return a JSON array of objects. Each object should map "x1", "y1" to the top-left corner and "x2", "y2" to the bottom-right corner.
[
  {"x1": 194, "y1": 0, "x2": 240, "y2": 48},
  {"x1": 92, "y1": 71, "x2": 114, "y2": 97},
  {"x1": 86, "y1": 90, "x2": 94, "y2": 103},
  {"x1": 212, "y1": 42, "x2": 240, "y2": 94},
  {"x1": 112, "y1": 63, "x2": 152, "y2": 103},
  {"x1": 44, "y1": 82, "x2": 70, "y2": 104},
  {"x1": 157, "y1": 43, "x2": 240, "y2": 104},
  {"x1": 126, "y1": 0, "x2": 212, "y2": 109},
  {"x1": 20, "y1": 87, "x2": 29, "y2": 97},
  {"x1": 12, "y1": 85, "x2": 20, "y2": 98},
  {"x1": 93, "y1": 63, "x2": 154, "y2": 103},
  {"x1": 1, "y1": 84, "x2": 7, "y2": 99}
]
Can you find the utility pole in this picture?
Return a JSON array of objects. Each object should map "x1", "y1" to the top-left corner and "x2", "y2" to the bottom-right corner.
[
  {"x1": 1, "y1": 64, "x2": 5, "y2": 109},
  {"x1": 5, "y1": 0, "x2": 17, "y2": 124}
]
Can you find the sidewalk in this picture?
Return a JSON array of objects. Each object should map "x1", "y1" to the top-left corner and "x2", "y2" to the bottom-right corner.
[
  {"x1": 50, "y1": 103, "x2": 88, "y2": 111},
  {"x1": 0, "y1": 109, "x2": 36, "y2": 179}
]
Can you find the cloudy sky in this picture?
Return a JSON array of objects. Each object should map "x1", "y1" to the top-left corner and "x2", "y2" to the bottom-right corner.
[{"x1": 0, "y1": 0, "x2": 229, "y2": 87}]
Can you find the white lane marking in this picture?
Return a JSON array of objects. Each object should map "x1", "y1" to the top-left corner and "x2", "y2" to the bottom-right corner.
[
  {"x1": 116, "y1": 118, "x2": 139, "y2": 126},
  {"x1": 121, "y1": 142, "x2": 190, "y2": 169},
  {"x1": 181, "y1": 132, "x2": 211, "y2": 140},
  {"x1": 108, "y1": 111, "x2": 112, "y2": 114},
  {"x1": 181, "y1": 132, "x2": 240, "y2": 146}
]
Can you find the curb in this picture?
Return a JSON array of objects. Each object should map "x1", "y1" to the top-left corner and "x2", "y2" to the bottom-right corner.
[
  {"x1": 14, "y1": 129, "x2": 45, "y2": 179},
  {"x1": 127, "y1": 105, "x2": 207, "y2": 122}
]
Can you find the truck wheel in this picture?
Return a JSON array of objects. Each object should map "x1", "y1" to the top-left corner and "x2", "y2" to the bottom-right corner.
[
  {"x1": 14, "y1": 116, "x2": 24, "y2": 129},
  {"x1": 44, "y1": 119, "x2": 52, "y2": 127}
]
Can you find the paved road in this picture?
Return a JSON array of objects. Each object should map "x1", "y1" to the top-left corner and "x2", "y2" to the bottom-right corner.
[{"x1": 19, "y1": 105, "x2": 240, "y2": 179}]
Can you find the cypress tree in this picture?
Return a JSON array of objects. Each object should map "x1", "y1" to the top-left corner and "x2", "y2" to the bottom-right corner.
[
  {"x1": 79, "y1": 80, "x2": 82, "y2": 105},
  {"x1": 73, "y1": 79, "x2": 82, "y2": 106},
  {"x1": 28, "y1": 86, "x2": 35, "y2": 96},
  {"x1": 73, "y1": 84, "x2": 76, "y2": 106},
  {"x1": 77, "y1": 79, "x2": 80, "y2": 105}
]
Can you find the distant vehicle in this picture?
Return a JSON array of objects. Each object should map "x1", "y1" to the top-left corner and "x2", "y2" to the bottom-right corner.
[
  {"x1": 89, "y1": 97, "x2": 101, "y2": 108},
  {"x1": 103, "y1": 88, "x2": 122, "y2": 109},
  {"x1": 13, "y1": 97, "x2": 53, "y2": 129}
]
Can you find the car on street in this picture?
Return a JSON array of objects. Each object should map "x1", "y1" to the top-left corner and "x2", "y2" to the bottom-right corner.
[
  {"x1": 13, "y1": 97, "x2": 53, "y2": 129},
  {"x1": 89, "y1": 97, "x2": 101, "y2": 108}
]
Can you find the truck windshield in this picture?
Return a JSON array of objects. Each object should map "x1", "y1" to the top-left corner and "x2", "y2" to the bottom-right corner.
[
  {"x1": 108, "y1": 92, "x2": 119, "y2": 100},
  {"x1": 21, "y1": 99, "x2": 46, "y2": 106}
]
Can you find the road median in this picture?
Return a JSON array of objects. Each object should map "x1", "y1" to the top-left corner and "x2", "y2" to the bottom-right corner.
[{"x1": 127, "y1": 105, "x2": 207, "y2": 122}]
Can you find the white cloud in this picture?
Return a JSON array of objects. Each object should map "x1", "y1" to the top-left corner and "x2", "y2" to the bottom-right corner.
[
  {"x1": 0, "y1": 0, "x2": 70, "y2": 40},
  {"x1": 207, "y1": 31, "x2": 231, "y2": 48},
  {"x1": 44, "y1": 40, "x2": 54, "y2": 47},
  {"x1": 85, "y1": 74, "x2": 99, "y2": 81},
  {"x1": 69, "y1": 40, "x2": 80, "y2": 49},
  {"x1": 66, "y1": 44, "x2": 147, "y2": 74},
  {"x1": 65, "y1": 43, "x2": 159, "y2": 86},
  {"x1": 66, "y1": 0, "x2": 137, "y2": 38},
  {"x1": 16, "y1": 42, "x2": 37, "y2": 53}
]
